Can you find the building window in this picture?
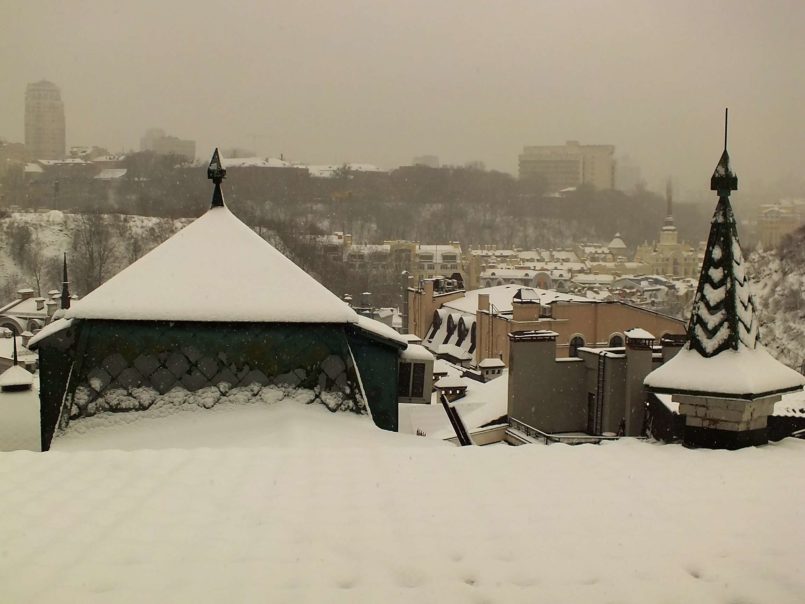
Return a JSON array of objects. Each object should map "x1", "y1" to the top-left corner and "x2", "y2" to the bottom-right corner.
[
  {"x1": 411, "y1": 364, "x2": 425, "y2": 398},
  {"x1": 398, "y1": 362, "x2": 412, "y2": 396},
  {"x1": 399, "y1": 362, "x2": 426, "y2": 399},
  {"x1": 609, "y1": 334, "x2": 624, "y2": 347},
  {"x1": 569, "y1": 335, "x2": 585, "y2": 357}
]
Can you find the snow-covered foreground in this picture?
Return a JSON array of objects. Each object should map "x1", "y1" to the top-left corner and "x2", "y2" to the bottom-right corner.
[{"x1": 1, "y1": 405, "x2": 803, "y2": 603}]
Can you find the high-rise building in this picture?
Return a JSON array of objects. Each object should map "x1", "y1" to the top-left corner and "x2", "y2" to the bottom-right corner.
[
  {"x1": 518, "y1": 141, "x2": 615, "y2": 192},
  {"x1": 24, "y1": 80, "x2": 66, "y2": 160},
  {"x1": 140, "y1": 128, "x2": 196, "y2": 161}
]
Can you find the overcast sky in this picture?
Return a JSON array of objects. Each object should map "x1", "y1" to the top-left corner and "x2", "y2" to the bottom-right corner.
[{"x1": 2, "y1": 0, "x2": 803, "y2": 196}]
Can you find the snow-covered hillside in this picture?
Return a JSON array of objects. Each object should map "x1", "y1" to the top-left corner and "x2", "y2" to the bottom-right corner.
[
  {"x1": 0, "y1": 210, "x2": 187, "y2": 299},
  {"x1": 749, "y1": 227, "x2": 805, "y2": 371}
]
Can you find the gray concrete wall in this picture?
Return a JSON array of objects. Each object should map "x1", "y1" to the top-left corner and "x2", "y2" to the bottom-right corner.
[
  {"x1": 603, "y1": 357, "x2": 627, "y2": 434},
  {"x1": 625, "y1": 347, "x2": 653, "y2": 436},
  {"x1": 509, "y1": 338, "x2": 586, "y2": 433}
]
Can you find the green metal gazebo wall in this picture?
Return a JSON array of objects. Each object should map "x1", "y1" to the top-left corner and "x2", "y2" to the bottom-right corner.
[
  {"x1": 38, "y1": 319, "x2": 401, "y2": 449},
  {"x1": 346, "y1": 327, "x2": 400, "y2": 432}
]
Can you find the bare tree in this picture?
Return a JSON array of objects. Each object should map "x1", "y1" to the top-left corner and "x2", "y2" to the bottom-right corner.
[
  {"x1": 71, "y1": 212, "x2": 118, "y2": 295},
  {"x1": 21, "y1": 233, "x2": 46, "y2": 296}
]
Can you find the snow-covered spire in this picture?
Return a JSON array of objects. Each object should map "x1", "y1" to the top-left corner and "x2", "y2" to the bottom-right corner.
[
  {"x1": 60, "y1": 252, "x2": 71, "y2": 310},
  {"x1": 207, "y1": 148, "x2": 226, "y2": 208},
  {"x1": 687, "y1": 109, "x2": 757, "y2": 357},
  {"x1": 645, "y1": 110, "x2": 803, "y2": 402}
]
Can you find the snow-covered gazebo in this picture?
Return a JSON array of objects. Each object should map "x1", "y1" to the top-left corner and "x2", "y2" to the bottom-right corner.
[
  {"x1": 30, "y1": 150, "x2": 407, "y2": 450},
  {"x1": 645, "y1": 114, "x2": 804, "y2": 448}
]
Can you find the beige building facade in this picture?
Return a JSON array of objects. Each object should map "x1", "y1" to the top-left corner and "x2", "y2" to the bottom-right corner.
[
  {"x1": 408, "y1": 282, "x2": 686, "y2": 367},
  {"x1": 518, "y1": 141, "x2": 615, "y2": 191},
  {"x1": 757, "y1": 202, "x2": 803, "y2": 249},
  {"x1": 508, "y1": 330, "x2": 681, "y2": 437}
]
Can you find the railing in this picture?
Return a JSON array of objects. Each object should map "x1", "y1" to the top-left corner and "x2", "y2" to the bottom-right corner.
[{"x1": 508, "y1": 417, "x2": 624, "y2": 446}]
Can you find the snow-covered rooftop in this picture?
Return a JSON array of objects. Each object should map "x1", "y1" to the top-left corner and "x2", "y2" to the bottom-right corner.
[
  {"x1": 608, "y1": 234, "x2": 627, "y2": 249},
  {"x1": 400, "y1": 343, "x2": 434, "y2": 362},
  {"x1": 2, "y1": 392, "x2": 804, "y2": 602},
  {"x1": 94, "y1": 168, "x2": 127, "y2": 180},
  {"x1": 625, "y1": 328, "x2": 655, "y2": 340},
  {"x1": 0, "y1": 337, "x2": 37, "y2": 363},
  {"x1": 307, "y1": 163, "x2": 385, "y2": 177},
  {"x1": 434, "y1": 375, "x2": 467, "y2": 389},
  {"x1": 66, "y1": 205, "x2": 359, "y2": 324},
  {"x1": 645, "y1": 346, "x2": 804, "y2": 399},
  {"x1": 442, "y1": 284, "x2": 588, "y2": 316},
  {"x1": 221, "y1": 157, "x2": 294, "y2": 169},
  {"x1": 28, "y1": 318, "x2": 73, "y2": 348},
  {"x1": 354, "y1": 315, "x2": 407, "y2": 346},
  {"x1": 0, "y1": 365, "x2": 33, "y2": 388}
]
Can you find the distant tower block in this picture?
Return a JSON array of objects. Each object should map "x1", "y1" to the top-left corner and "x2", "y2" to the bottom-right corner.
[
  {"x1": 25, "y1": 80, "x2": 66, "y2": 160},
  {"x1": 644, "y1": 109, "x2": 804, "y2": 449}
]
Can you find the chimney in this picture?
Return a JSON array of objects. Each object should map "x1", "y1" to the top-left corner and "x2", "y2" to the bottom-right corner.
[
  {"x1": 45, "y1": 299, "x2": 58, "y2": 318},
  {"x1": 20, "y1": 331, "x2": 33, "y2": 348},
  {"x1": 623, "y1": 328, "x2": 655, "y2": 436},
  {"x1": 17, "y1": 288, "x2": 35, "y2": 300},
  {"x1": 660, "y1": 333, "x2": 686, "y2": 363},
  {"x1": 478, "y1": 293, "x2": 490, "y2": 312},
  {"x1": 35, "y1": 297, "x2": 46, "y2": 311},
  {"x1": 423, "y1": 279, "x2": 435, "y2": 299},
  {"x1": 512, "y1": 299, "x2": 539, "y2": 322}
]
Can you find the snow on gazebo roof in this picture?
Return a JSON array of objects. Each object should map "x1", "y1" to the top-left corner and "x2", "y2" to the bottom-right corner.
[
  {"x1": 0, "y1": 364, "x2": 34, "y2": 389},
  {"x1": 66, "y1": 150, "x2": 359, "y2": 325},
  {"x1": 646, "y1": 115, "x2": 804, "y2": 399}
]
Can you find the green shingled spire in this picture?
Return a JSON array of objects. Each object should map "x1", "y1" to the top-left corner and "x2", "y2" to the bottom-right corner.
[
  {"x1": 207, "y1": 148, "x2": 226, "y2": 208},
  {"x1": 687, "y1": 109, "x2": 759, "y2": 357}
]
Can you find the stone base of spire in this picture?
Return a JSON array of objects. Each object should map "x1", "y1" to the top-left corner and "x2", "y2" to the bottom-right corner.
[
  {"x1": 684, "y1": 426, "x2": 767, "y2": 450},
  {"x1": 675, "y1": 394, "x2": 779, "y2": 450}
]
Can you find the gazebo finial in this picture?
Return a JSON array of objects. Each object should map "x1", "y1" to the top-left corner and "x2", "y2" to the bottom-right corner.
[
  {"x1": 60, "y1": 252, "x2": 71, "y2": 310},
  {"x1": 207, "y1": 148, "x2": 227, "y2": 208}
]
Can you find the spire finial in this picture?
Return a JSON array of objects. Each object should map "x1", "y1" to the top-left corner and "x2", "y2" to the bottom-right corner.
[
  {"x1": 60, "y1": 252, "x2": 71, "y2": 310},
  {"x1": 207, "y1": 148, "x2": 226, "y2": 208},
  {"x1": 710, "y1": 108, "x2": 738, "y2": 196},
  {"x1": 666, "y1": 178, "x2": 673, "y2": 218}
]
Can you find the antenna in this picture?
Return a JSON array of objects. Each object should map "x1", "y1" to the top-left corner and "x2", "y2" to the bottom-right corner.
[{"x1": 724, "y1": 107, "x2": 728, "y2": 151}]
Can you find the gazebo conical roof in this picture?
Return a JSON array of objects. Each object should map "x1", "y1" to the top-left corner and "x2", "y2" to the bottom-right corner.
[
  {"x1": 67, "y1": 150, "x2": 358, "y2": 325},
  {"x1": 645, "y1": 115, "x2": 804, "y2": 399}
]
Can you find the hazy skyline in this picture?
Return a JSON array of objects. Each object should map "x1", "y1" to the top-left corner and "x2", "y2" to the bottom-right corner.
[{"x1": 2, "y1": 0, "x2": 803, "y2": 197}]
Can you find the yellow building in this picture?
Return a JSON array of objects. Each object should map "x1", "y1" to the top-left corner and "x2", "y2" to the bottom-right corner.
[
  {"x1": 757, "y1": 202, "x2": 803, "y2": 249},
  {"x1": 633, "y1": 183, "x2": 700, "y2": 278}
]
